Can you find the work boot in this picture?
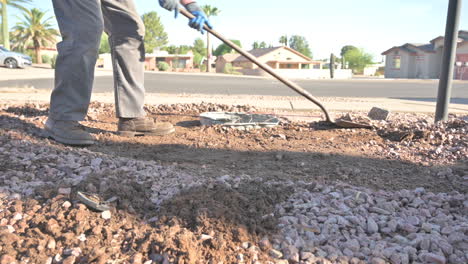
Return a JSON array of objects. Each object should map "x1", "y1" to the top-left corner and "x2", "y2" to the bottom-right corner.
[
  {"x1": 44, "y1": 118, "x2": 96, "y2": 146},
  {"x1": 118, "y1": 117, "x2": 175, "y2": 137}
]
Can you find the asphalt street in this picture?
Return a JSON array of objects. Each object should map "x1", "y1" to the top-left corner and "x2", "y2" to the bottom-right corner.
[{"x1": 1, "y1": 72, "x2": 467, "y2": 104}]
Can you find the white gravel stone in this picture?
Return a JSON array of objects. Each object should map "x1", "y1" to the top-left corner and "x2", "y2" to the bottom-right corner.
[{"x1": 101, "y1": 210, "x2": 111, "y2": 220}]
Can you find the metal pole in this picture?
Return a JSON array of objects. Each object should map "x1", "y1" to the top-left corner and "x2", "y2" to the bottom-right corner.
[{"x1": 435, "y1": 0, "x2": 462, "y2": 122}]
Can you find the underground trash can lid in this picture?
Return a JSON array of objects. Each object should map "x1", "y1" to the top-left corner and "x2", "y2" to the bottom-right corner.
[{"x1": 200, "y1": 112, "x2": 280, "y2": 127}]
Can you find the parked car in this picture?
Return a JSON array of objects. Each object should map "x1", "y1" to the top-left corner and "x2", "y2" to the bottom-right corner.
[{"x1": 0, "y1": 46, "x2": 32, "y2": 69}]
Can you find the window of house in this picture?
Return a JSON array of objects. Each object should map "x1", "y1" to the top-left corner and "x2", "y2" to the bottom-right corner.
[{"x1": 393, "y1": 56, "x2": 401, "y2": 69}]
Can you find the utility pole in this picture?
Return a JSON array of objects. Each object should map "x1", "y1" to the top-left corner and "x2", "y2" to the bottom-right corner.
[{"x1": 435, "y1": 0, "x2": 463, "y2": 122}]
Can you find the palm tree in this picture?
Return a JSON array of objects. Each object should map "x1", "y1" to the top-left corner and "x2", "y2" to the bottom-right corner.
[
  {"x1": 279, "y1": 35, "x2": 288, "y2": 47},
  {"x1": 201, "y1": 5, "x2": 220, "y2": 72},
  {"x1": 11, "y1": 8, "x2": 59, "y2": 63},
  {"x1": 1, "y1": 0, "x2": 30, "y2": 50}
]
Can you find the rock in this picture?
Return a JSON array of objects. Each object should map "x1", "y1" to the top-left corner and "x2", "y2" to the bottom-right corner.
[
  {"x1": 62, "y1": 201, "x2": 72, "y2": 209},
  {"x1": 367, "y1": 218, "x2": 379, "y2": 234},
  {"x1": 269, "y1": 249, "x2": 283, "y2": 259},
  {"x1": 0, "y1": 255, "x2": 16, "y2": 264},
  {"x1": 422, "y1": 253, "x2": 446, "y2": 264},
  {"x1": 345, "y1": 239, "x2": 360, "y2": 252},
  {"x1": 371, "y1": 257, "x2": 386, "y2": 264},
  {"x1": 101, "y1": 210, "x2": 111, "y2": 220},
  {"x1": 300, "y1": 251, "x2": 315, "y2": 260},
  {"x1": 47, "y1": 239, "x2": 56, "y2": 250},
  {"x1": 62, "y1": 256, "x2": 76, "y2": 264},
  {"x1": 131, "y1": 253, "x2": 143, "y2": 264},
  {"x1": 368, "y1": 107, "x2": 390, "y2": 121},
  {"x1": 259, "y1": 237, "x2": 271, "y2": 250},
  {"x1": 283, "y1": 245, "x2": 299, "y2": 262},
  {"x1": 58, "y1": 188, "x2": 72, "y2": 195},
  {"x1": 91, "y1": 158, "x2": 103, "y2": 167}
]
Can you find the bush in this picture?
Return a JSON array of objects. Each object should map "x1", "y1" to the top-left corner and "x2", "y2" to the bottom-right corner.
[
  {"x1": 50, "y1": 55, "x2": 58, "y2": 69},
  {"x1": 42, "y1": 54, "x2": 51, "y2": 64},
  {"x1": 157, "y1": 61, "x2": 170, "y2": 71},
  {"x1": 222, "y1": 63, "x2": 242, "y2": 75}
]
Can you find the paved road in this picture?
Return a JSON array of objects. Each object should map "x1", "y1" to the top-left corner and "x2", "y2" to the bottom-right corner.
[{"x1": 1, "y1": 72, "x2": 467, "y2": 103}]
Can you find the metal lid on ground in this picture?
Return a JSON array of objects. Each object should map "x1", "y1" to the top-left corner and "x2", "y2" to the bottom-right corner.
[{"x1": 200, "y1": 112, "x2": 280, "y2": 129}]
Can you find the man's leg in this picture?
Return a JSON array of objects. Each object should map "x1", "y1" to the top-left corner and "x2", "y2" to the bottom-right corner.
[
  {"x1": 50, "y1": 0, "x2": 103, "y2": 121},
  {"x1": 101, "y1": 0, "x2": 145, "y2": 118},
  {"x1": 101, "y1": 0, "x2": 175, "y2": 136},
  {"x1": 46, "y1": 0, "x2": 103, "y2": 145}
]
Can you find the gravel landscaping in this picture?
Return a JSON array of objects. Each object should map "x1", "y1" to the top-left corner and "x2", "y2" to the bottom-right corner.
[{"x1": 0, "y1": 102, "x2": 467, "y2": 264}]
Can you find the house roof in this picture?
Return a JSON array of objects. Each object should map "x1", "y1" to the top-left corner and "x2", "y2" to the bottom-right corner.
[
  {"x1": 232, "y1": 46, "x2": 313, "y2": 63},
  {"x1": 382, "y1": 43, "x2": 436, "y2": 55},
  {"x1": 384, "y1": 30, "x2": 468, "y2": 55},
  {"x1": 217, "y1": 53, "x2": 241, "y2": 62}
]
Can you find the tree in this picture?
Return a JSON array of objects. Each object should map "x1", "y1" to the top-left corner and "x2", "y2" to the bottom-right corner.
[
  {"x1": 252, "y1": 41, "x2": 267, "y2": 49},
  {"x1": 213, "y1": 40, "x2": 241, "y2": 56},
  {"x1": 201, "y1": 5, "x2": 220, "y2": 72},
  {"x1": 1, "y1": 0, "x2": 31, "y2": 50},
  {"x1": 99, "y1": 33, "x2": 110, "y2": 54},
  {"x1": 343, "y1": 48, "x2": 373, "y2": 73},
  {"x1": 141, "y1": 11, "x2": 168, "y2": 53},
  {"x1": 288, "y1": 35, "x2": 312, "y2": 58},
  {"x1": 279, "y1": 35, "x2": 288, "y2": 46},
  {"x1": 10, "y1": 8, "x2": 59, "y2": 64},
  {"x1": 340, "y1": 45, "x2": 358, "y2": 57},
  {"x1": 193, "y1": 38, "x2": 206, "y2": 56},
  {"x1": 192, "y1": 38, "x2": 205, "y2": 69}
]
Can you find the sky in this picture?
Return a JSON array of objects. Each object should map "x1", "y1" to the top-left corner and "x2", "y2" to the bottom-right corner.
[{"x1": 6, "y1": 0, "x2": 468, "y2": 60}]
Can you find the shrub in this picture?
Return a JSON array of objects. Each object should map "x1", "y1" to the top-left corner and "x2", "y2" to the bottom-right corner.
[
  {"x1": 222, "y1": 63, "x2": 242, "y2": 75},
  {"x1": 157, "y1": 61, "x2": 170, "y2": 71},
  {"x1": 42, "y1": 54, "x2": 51, "y2": 64},
  {"x1": 50, "y1": 55, "x2": 58, "y2": 69}
]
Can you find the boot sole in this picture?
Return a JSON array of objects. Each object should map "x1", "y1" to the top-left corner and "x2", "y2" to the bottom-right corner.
[
  {"x1": 44, "y1": 128, "x2": 95, "y2": 146},
  {"x1": 118, "y1": 127, "x2": 176, "y2": 137}
]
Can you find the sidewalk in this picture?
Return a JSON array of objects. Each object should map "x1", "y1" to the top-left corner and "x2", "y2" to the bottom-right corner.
[{"x1": 1, "y1": 88, "x2": 467, "y2": 115}]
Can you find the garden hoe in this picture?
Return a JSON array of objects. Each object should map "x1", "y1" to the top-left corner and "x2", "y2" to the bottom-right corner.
[{"x1": 180, "y1": 9, "x2": 371, "y2": 129}]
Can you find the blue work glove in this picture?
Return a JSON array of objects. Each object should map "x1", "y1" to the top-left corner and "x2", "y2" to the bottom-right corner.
[
  {"x1": 184, "y1": 3, "x2": 213, "y2": 34},
  {"x1": 159, "y1": 0, "x2": 179, "y2": 18}
]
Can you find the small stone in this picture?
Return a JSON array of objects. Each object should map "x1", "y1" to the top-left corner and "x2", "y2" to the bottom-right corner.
[
  {"x1": 422, "y1": 253, "x2": 446, "y2": 264},
  {"x1": 371, "y1": 257, "x2": 386, "y2": 264},
  {"x1": 259, "y1": 237, "x2": 271, "y2": 250},
  {"x1": 345, "y1": 239, "x2": 361, "y2": 252},
  {"x1": 62, "y1": 201, "x2": 72, "y2": 209},
  {"x1": 0, "y1": 255, "x2": 16, "y2": 264},
  {"x1": 269, "y1": 249, "x2": 283, "y2": 259},
  {"x1": 131, "y1": 253, "x2": 143, "y2": 264},
  {"x1": 12, "y1": 213, "x2": 22, "y2": 221},
  {"x1": 101, "y1": 210, "x2": 111, "y2": 220},
  {"x1": 58, "y1": 188, "x2": 72, "y2": 195},
  {"x1": 368, "y1": 107, "x2": 390, "y2": 120},
  {"x1": 91, "y1": 158, "x2": 103, "y2": 167},
  {"x1": 200, "y1": 234, "x2": 213, "y2": 241},
  {"x1": 62, "y1": 256, "x2": 76, "y2": 264},
  {"x1": 300, "y1": 251, "x2": 315, "y2": 260},
  {"x1": 241, "y1": 242, "x2": 250, "y2": 249},
  {"x1": 237, "y1": 254, "x2": 244, "y2": 262},
  {"x1": 367, "y1": 218, "x2": 379, "y2": 234},
  {"x1": 47, "y1": 239, "x2": 56, "y2": 250}
]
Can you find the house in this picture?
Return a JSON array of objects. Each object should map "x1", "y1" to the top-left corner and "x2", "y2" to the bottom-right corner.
[
  {"x1": 216, "y1": 53, "x2": 241, "y2": 73},
  {"x1": 144, "y1": 50, "x2": 194, "y2": 72},
  {"x1": 217, "y1": 46, "x2": 353, "y2": 79},
  {"x1": 230, "y1": 46, "x2": 323, "y2": 76},
  {"x1": 382, "y1": 30, "x2": 468, "y2": 80},
  {"x1": 98, "y1": 50, "x2": 195, "y2": 71}
]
